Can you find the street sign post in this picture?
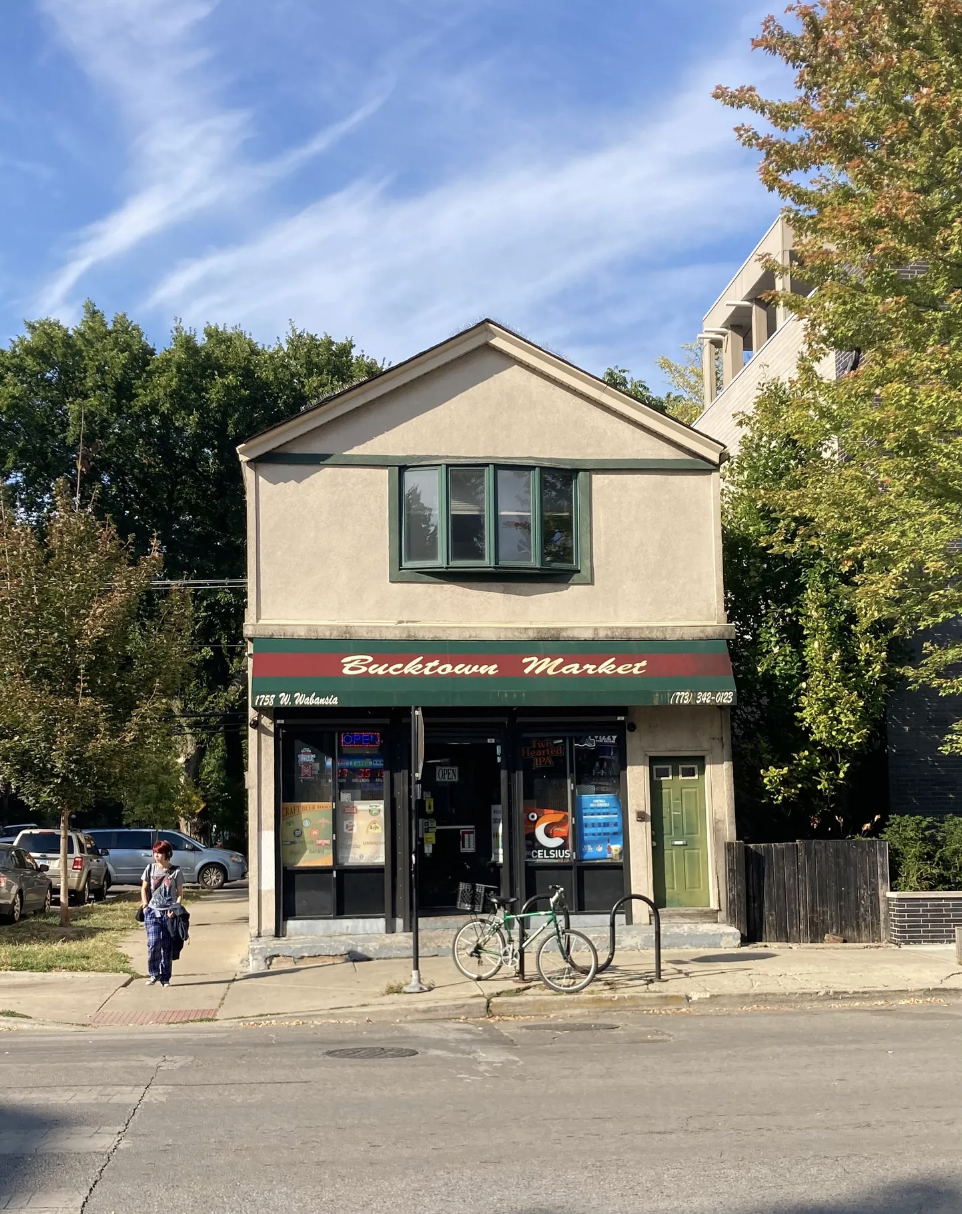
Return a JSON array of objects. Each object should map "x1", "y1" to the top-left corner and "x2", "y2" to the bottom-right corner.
[{"x1": 404, "y1": 706, "x2": 429, "y2": 994}]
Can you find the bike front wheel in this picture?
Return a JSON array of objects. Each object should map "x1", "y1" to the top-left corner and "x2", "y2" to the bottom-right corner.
[
  {"x1": 536, "y1": 929, "x2": 598, "y2": 993},
  {"x1": 453, "y1": 920, "x2": 506, "y2": 980}
]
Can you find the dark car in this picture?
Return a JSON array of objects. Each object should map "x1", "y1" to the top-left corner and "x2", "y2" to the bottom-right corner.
[{"x1": 0, "y1": 844, "x2": 52, "y2": 923}]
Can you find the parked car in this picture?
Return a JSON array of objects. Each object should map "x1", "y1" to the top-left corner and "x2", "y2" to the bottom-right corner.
[
  {"x1": 13, "y1": 830, "x2": 110, "y2": 905},
  {"x1": 0, "y1": 844, "x2": 52, "y2": 922},
  {"x1": 86, "y1": 829, "x2": 247, "y2": 889},
  {"x1": 0, "y1": 822, "x2": 40, "y2": 844}
]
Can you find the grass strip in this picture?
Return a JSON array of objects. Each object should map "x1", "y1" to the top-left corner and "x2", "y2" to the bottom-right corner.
[{"x1": 0, "y1": 889, "x2": 202, "y2": 973}]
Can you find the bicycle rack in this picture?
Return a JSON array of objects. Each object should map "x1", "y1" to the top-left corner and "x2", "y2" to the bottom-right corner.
[
  {"x1": 595, "y1": 894, "x2": 663, "y2": 981},
  {"x1": 516, "y1": 893, "x2": 571, "y2": 982}
]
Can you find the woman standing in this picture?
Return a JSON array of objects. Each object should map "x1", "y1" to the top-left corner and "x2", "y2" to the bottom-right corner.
[{"x1": 141, "y1": 840, "x2": 184, "y2": 987}]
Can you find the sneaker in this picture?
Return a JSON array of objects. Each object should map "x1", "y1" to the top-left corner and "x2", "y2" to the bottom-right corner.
[
  {"x1": 145, "y1": 977, "x2": 157, "y2": 986},
  {"x1": 160, "y1": 981, "x2": 170, "y2": 987}
]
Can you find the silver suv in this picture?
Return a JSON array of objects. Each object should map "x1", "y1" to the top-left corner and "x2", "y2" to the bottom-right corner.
[
  {"x1": 13, "y1": 830, "x2": 111, "y2": 905},
  {"x1": 86, "y1": 829, "x2": 246, "y2": 889}
]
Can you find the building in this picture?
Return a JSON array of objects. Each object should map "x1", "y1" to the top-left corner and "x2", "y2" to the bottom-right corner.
[
  {"x1": 695, "y1": 218, "x2": 962, "y2": 818},
  {"x1": 239, "y1": 321, "x2": 738, "y2": 968}
]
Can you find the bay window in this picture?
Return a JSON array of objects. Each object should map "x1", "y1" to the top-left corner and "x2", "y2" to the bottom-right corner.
[{"x1": 400, "y1": 464, "x2": 580, "y2": 572}]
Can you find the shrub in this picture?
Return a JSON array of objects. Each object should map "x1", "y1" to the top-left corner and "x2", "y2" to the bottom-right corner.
[{"x1": 882, "y1": 815, "x2": 962, "y2": 892}]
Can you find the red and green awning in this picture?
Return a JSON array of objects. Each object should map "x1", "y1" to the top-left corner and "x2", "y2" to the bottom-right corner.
[{"x1": 250, "y1": 639, "x2": 735, "y2": 708}]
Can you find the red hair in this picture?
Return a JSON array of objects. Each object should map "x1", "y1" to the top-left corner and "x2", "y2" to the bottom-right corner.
[{"x1": 152, "y1": 840, "x2": 173, "y2": 859}]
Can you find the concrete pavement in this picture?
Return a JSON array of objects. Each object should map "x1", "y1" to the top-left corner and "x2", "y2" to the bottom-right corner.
[{"x1": 2, "y1": 886, "x2": 962, "y2": 1025}]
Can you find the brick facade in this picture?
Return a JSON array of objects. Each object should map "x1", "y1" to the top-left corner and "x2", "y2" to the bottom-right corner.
[
  {"x1": 887, "y1": 620, "x2": 962, "y2": 818},
  {"x1": 888, "y1": 891, "x2": 962, "y2": 944}
]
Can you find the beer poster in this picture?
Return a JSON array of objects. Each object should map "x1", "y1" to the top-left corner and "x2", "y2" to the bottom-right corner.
[
  {"x1": 336, "y1": 800, "x2": 385, "y2": 866},
  {"x1": 281, "y1": 802, "x2": 333, "y2": 868}
]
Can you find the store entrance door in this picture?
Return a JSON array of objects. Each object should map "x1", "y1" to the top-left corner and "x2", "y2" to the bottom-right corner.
[{"x1": 418, "y1": 736, "x2": 503, "y2": 911}]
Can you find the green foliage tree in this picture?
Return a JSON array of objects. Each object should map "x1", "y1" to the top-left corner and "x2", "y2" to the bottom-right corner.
[
  {"x1": 655, "y1": 341, "x2": 710, "y2": 424},
  {"x1": 0, "y1": 484, "x2": 193, "y2": 922},
  {"x1": 711, "y1": 0, "x2": 962, "y2": 827},
  {"x1": 0, "y1": 306, "x2": 381, "y2": 845},
  {"x1": 602, "y1": 364, "x2": 700, "y2": 424}
]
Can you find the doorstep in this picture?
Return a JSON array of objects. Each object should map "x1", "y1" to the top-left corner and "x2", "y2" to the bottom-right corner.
[{"x1": 249, "y1": 920, "x2": 739, "y2": 971}]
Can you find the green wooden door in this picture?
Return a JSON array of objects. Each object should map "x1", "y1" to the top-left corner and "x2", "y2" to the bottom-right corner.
[{"x1": 651, "y1": 757, "x2": 710, "y2": 908}]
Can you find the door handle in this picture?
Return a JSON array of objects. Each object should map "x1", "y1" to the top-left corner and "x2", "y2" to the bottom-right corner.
[{"x1": 672, "y1": 841, "x2": 688, "y2": 846}]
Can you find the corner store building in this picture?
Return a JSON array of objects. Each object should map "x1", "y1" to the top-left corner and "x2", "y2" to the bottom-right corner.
[{"x1": 239, "y1": 321, "x2": 737, "y2": 964}]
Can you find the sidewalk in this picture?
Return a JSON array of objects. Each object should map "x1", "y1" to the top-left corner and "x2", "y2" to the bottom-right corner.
[{"x1": 1, "y1": 887, "x2": 961, "y2": 1026}]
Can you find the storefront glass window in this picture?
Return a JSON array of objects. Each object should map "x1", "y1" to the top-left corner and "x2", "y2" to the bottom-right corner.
[
  {"x1": 573, "y1": 733, "x2": 624, "y2": 862},
  {"x1": 281, "y1": 732, "x2": 387, "y2": 870},
  {"x1": 281, "y1": 737, "x2": 334, "y2": 869},
  {"x1": 336, "y1": 731, "x2": 386, "y2": 866},
  {"x1": 522, "y1": 732, "x2": 625, "y2": 866},
  {"x1": 521, "y1": 737, "x2": 572, "y2": 863}
]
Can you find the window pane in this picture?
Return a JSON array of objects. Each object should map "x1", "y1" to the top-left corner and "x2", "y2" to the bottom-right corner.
[
  {"x1": 281, "y1": 736, "x2": 335, "y2": 870},
  {"x1": 403, "y1": 468, "x2": 440, "y2": 563},
  {"x1": 541, "y1": 470, "x2": 576, "y2": 565},
  {"x1": 521, "y1": 737, "x2": 573, "y2": 863},
  {"x1": 336, "y1": 731, "x2": 386, "y2": 867},
  {"x1": 449, "y1": 467, "x2": 487, "y2": 561},
  {"x1": 17, "y1": 833, "x2": 72, "y2": 854},
  {"x1": 574, "y1": 733, "x2": 624, "y2": 863},
  {"x1": 497, "y1": 469, "x2": 532, "y2": 562}
]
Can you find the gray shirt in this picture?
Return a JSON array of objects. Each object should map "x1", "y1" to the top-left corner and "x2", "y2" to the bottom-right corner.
[{"x1": 143, "y1": 863, "x2": 184, "y2": 911}]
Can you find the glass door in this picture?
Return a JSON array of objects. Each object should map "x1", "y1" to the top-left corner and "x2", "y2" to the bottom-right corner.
[{"x1": 418, "y1": 734, "x2": 504, "y2": 911}]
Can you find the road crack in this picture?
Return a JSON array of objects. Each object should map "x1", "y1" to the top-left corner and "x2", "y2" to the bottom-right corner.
[{"x1": 80, "y1": 1054, "x2": 164, "y2": 1212}]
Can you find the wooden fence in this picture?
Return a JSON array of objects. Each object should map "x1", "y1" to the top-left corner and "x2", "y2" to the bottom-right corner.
[{"x1": 726, "y1": 840, "x2": 890, "y2": 944}]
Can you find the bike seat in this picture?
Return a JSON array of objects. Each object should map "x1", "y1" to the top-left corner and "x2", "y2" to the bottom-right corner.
[{"x1": 488, "y1": 895, "x2": 518, "y2": 908}]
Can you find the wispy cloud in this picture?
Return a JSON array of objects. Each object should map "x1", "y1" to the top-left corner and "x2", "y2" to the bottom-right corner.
[
  {"x1": 33, "y1": 0, "x2": 387, "y2": 315},
  {"x1": 147, "y1": 48, "x2": 780, "y2": 370}
]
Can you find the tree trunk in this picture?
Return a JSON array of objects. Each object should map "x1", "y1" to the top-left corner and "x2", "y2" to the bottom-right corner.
[{"x1": 60, "y1": 807, "x2": 70, "y2": 926}]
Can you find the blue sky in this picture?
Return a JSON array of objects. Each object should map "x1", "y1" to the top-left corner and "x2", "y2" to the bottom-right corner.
[{"x1": 0, "y1": 0, "x2": 789, "y2": 390}]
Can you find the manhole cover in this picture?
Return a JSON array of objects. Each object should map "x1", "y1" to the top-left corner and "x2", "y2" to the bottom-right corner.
[
  {"x1": 516, "y1": 1022, "x2": 619, "y2": 1032},
  {"x1": 324, "y1": 1046, "x2": 419, "y2": 1059}
]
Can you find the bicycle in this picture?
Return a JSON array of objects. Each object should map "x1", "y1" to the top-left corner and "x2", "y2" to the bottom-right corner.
[{"x1": 452, "y1": 883, "x2": 598, "y2": 994}]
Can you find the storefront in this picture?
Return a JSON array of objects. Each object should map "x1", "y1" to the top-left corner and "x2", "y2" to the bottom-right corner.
[{"x1": 239, "y1": 321, "x2": 736, "y2": 963}]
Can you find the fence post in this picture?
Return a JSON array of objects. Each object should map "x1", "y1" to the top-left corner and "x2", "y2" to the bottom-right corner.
[
  {"x1": 726, "y1": 841, "x2": 747, "y2": 940},
  {"x1": 877, "y1": 841, "x2": 891, "y2": 944}
]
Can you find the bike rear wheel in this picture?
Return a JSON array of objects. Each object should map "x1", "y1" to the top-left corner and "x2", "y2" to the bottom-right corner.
[
  {"x1": 536, "y1": 928, "x2": 598, "y2": 993},
  {"x1": 453, "y1": 919, "x2": 506, "y2": 980}
]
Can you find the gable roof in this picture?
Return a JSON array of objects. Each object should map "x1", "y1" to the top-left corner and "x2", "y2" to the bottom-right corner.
[{"x1": 236, "y1": 319, "x2": 726, "y2": 464}]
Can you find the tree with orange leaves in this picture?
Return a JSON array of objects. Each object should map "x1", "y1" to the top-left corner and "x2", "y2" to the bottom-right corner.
[{"x1": 714, "y1": 2, "x2": 962, "y2": 831}]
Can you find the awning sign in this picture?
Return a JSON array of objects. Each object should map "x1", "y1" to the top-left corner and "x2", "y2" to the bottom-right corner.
[{"x1": 251, "y1": 640, "x2": 736, "y2": 708}]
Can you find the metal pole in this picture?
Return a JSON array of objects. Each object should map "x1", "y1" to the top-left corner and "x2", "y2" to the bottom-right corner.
[{"x1": 404, "y1": 707, "x2": 429, "y2": 994}]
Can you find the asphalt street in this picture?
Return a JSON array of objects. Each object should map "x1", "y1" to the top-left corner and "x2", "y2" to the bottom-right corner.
[{"x1": 0, "y1": 1003, "x2": 958, "y2": 1214}]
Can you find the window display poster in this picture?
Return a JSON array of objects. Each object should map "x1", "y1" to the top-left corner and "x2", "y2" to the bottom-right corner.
[
  {"x1": 576, "y1": 794, "x2": 624, "y2": 862},
  {"x1": 336, "y1": 800, "x2": 385, "y2": 865},
  {"x1": 525, "y1": 808, "x2": 572, "y2": 862},
  {"x1": 281, "y1": 802, "x2": 333, "y2": 868}
]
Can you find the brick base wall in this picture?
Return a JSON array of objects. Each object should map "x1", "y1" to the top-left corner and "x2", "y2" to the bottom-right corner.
[{"x1": 888, "y1": 892, "x2": 962, "y2": 944}]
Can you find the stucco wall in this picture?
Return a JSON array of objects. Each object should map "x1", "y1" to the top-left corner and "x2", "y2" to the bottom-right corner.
[
  {"x1": 626, "y1": 705, "x2": 735, "y2": 920},
  {"x1": 248, "y1": 462, "x2": 723, "y2": 629},
  {"x1": 277, "y1": 345, "x2": 699, "y2": 461}
]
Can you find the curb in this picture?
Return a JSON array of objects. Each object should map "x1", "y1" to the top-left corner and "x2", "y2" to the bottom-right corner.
[{"x1": 216, "y1": 986, "x2": 962, "y2": 1028}]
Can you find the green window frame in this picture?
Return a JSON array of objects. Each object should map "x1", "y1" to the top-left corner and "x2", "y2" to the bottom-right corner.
[{"x1": 391, "y1": 464, "x2": 591, "y2": 582}]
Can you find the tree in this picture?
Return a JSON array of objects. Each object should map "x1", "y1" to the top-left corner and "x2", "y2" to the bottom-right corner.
[
  {"x1": 655, "y1": 341, "x2": 710, "y2": 425},
  {"x1": 710, "y1": 0, "x2": 962, "y2": 826},
  {"x1": 0, "y1": 306, "x2": 382, "y2": 844},
  {"x1": 602, "y1": 365, "x2": 700, "y2": 424},
  {"x1": 0, "y1": 484, "x2": 193, "y2": 922}
]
